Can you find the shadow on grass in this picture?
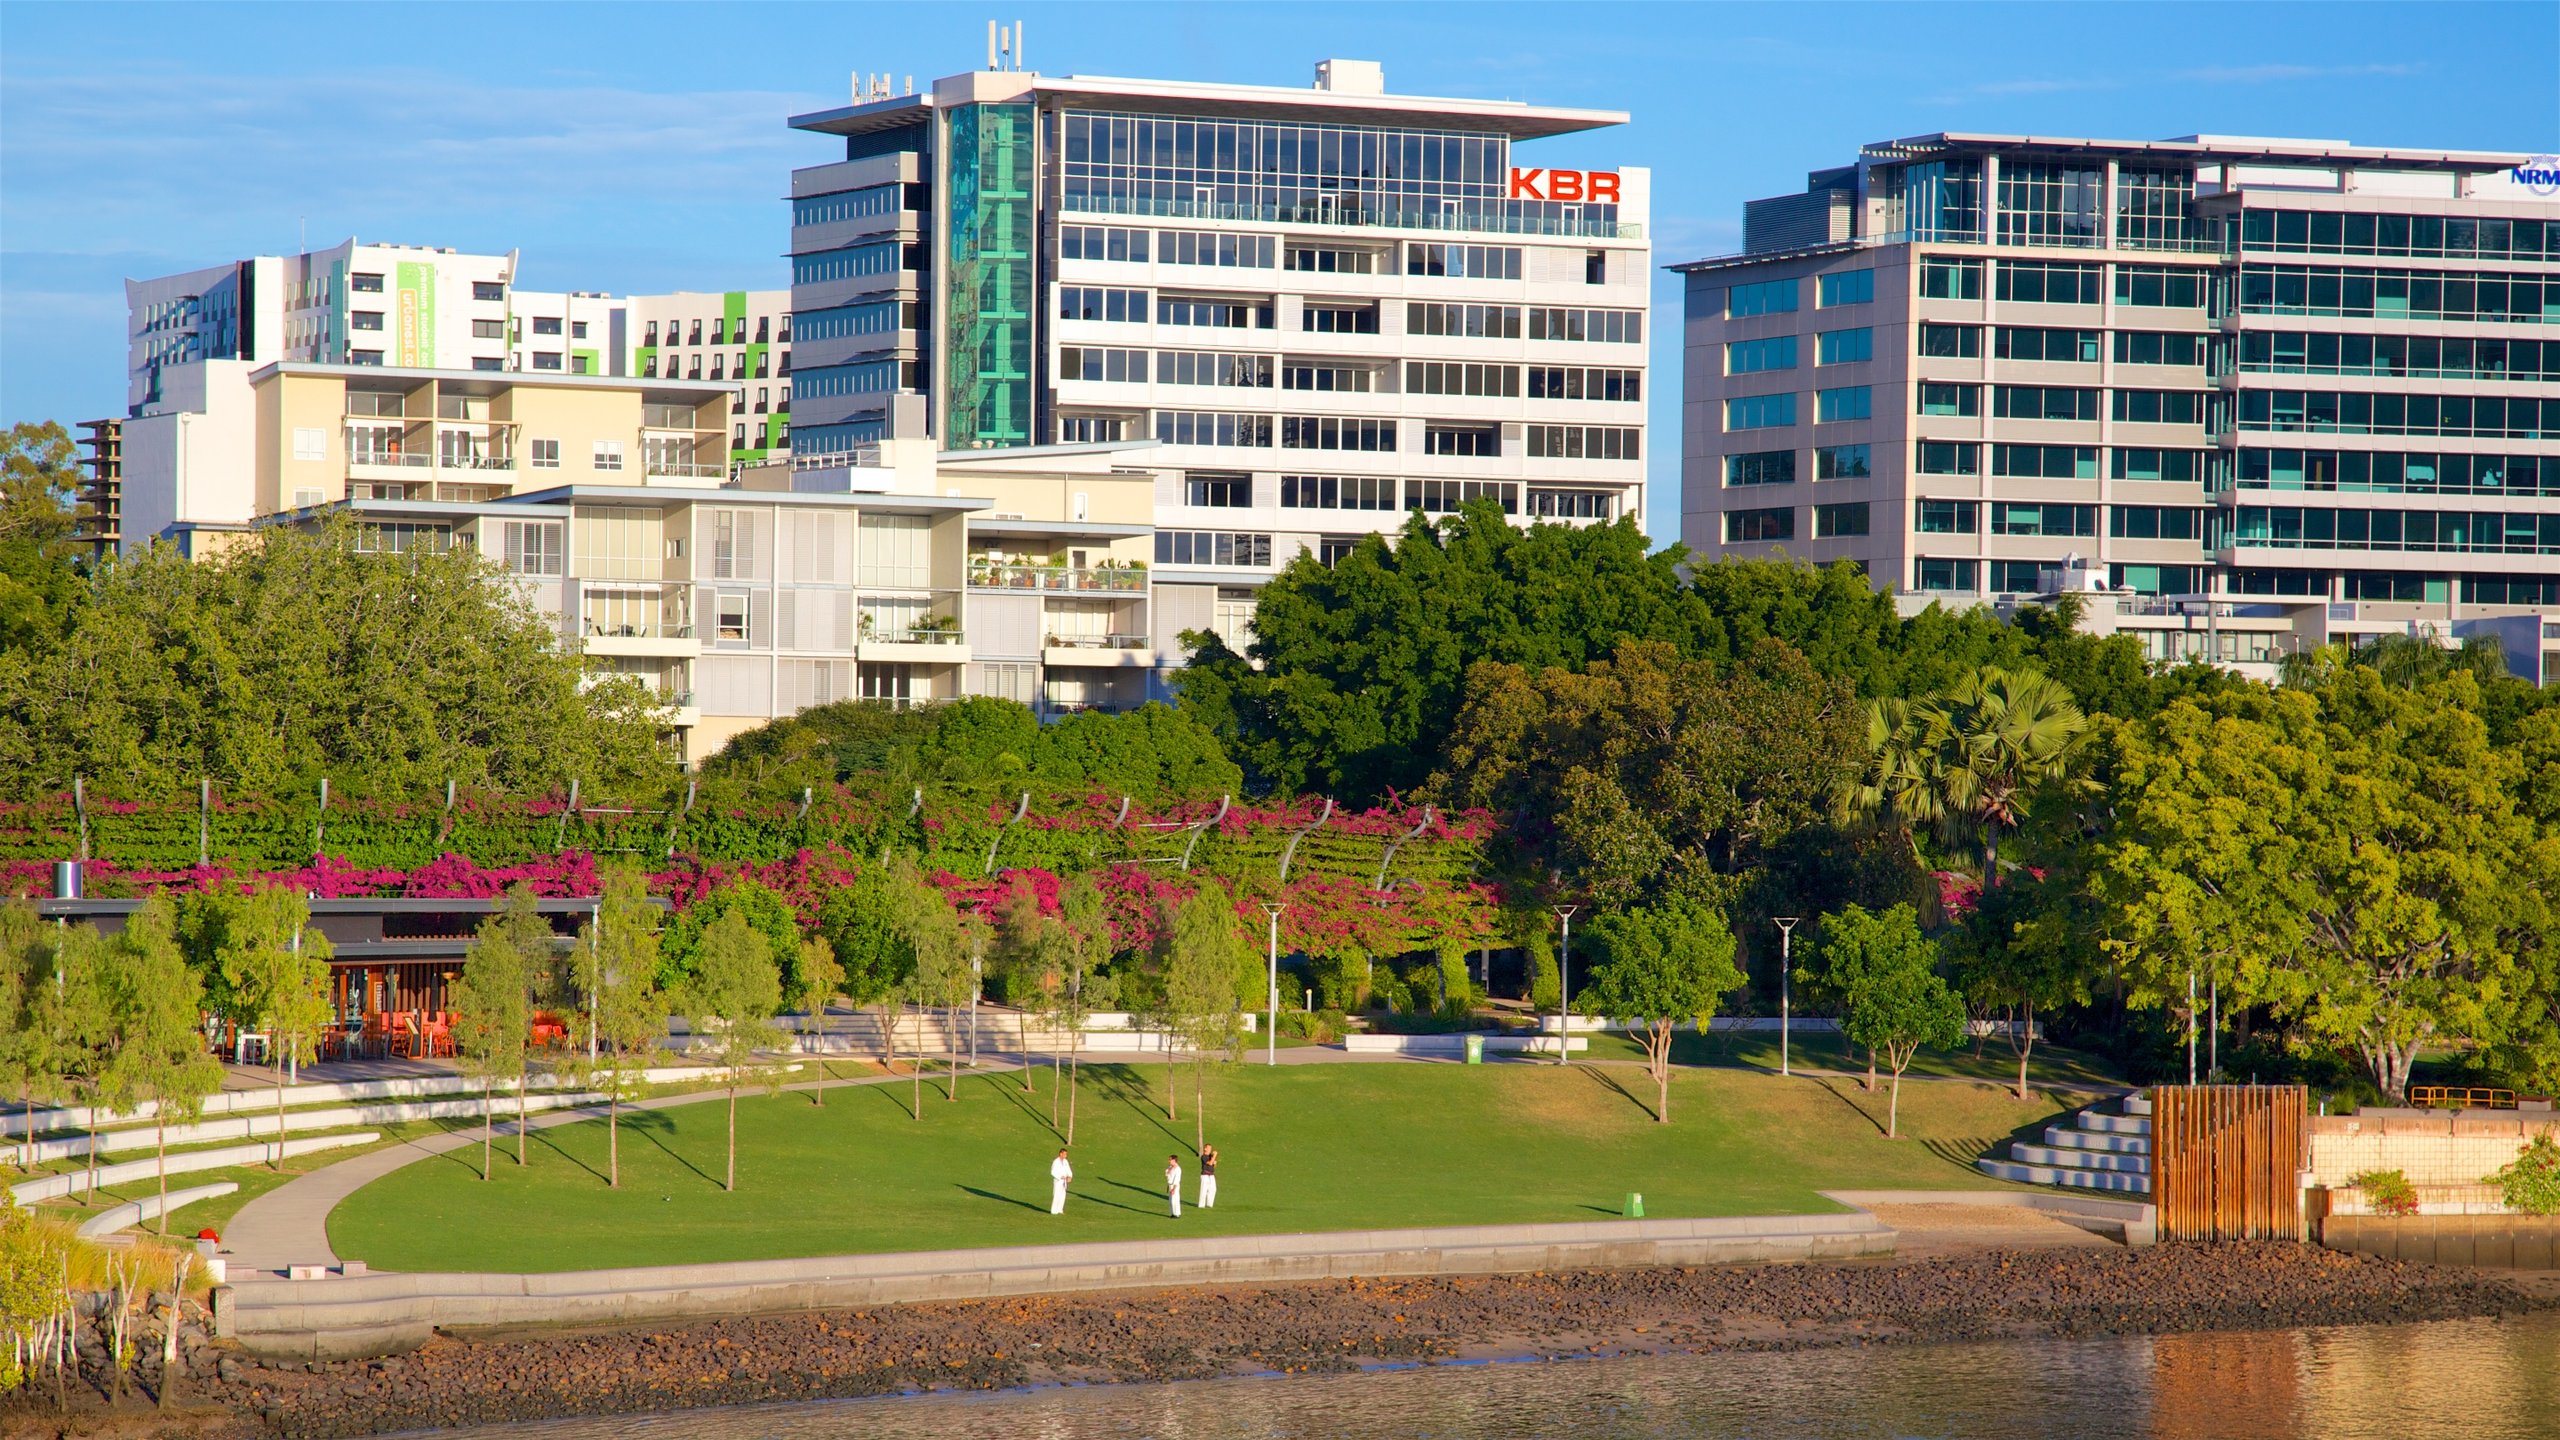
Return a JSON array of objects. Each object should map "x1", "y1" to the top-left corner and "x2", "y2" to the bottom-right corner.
[
  {"x1": 526, "y1": 1125, "x2": 609, "y2": 1185},
  {"x1": 1103, "y1": 1175, "x2": 1178, "y2": 1215},
  {"x1": 989, "y1": 1071, "x2": 1064, "y2": 1140},
  {"x1": 1071, "y1": 1185, "x2": 1160, "y2": 1217},
  {"x1": 1576, "y1": 1062, "x2": 1657, "y2": 1121},
  {"x1": 1926, "y1": 1104, "x2": 2078, "y2": 1175},
  {"x1": 616, "y1": 1108, "x2": 722, "y2": 1189},
  {"x1": 959, "y1": 1183, "x2": 1048, "y2": 1215},
  {"x1": 1807, "y1": 1076, "x2": 1891, "y2": 1139},
  {"x1": 1087, "y1": 1065, "x2": 1188, "y2": 1150}
]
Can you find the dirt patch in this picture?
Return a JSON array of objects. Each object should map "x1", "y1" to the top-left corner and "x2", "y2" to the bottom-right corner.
[{"x1": 6, "y1": 1243, "x2": 2545, "y2": 1439}]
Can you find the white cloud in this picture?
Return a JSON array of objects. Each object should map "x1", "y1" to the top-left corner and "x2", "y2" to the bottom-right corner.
[{"x1": 2172, "y1": 62, "x2": 2423, "y2": 84}]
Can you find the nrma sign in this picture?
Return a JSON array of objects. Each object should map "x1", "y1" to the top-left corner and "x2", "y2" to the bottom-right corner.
[{"x1": 2514, "y1": 155, "x2": 2560, "y2": 196}]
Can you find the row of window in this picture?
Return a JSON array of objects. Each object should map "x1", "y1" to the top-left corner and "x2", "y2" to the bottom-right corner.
[
  {"x1": 1915, "y1": 443, "x2": 2214, "y2": 484},
  {"x1": 2240, "y1": 390, "x2": 2560, "y2": 440},
  {"x1": 2238, "y1": 449, "x2": 2560, "y2": 499},
  {"x1": 640, "y1": 352, "x2": 783, "y2": 381},
  {"x1": 2239, "y1": 332, "x2": 2560, "y2": 382},
  {"x1": 1915, "y1": 257, "x2": 2207, "y2": 308},
  {"x1": 1722, "y1": 445, "x2": 1874, "y2": 487},
  {"x1": 1727, "y1": 383, "x2": 2212, "y2": 429},
  {"x1": 642, "y1": 315, "x2": 782, "y2": 347},
  {"x1": 2239, "y1": 266, "x2": 2559, "y2": 324},
  {"x1": 791, "y1": 242, "x2": 903, "y2": 286},
  {"x1": 1267, "y1": 474, "x2": 1615, "y2": 518},
  {"x1": 1915, "y1": 499, "x2": 2207, "y2": 539},
  {"x1": 2236, "y1": 209, "x2": 2559, "y2": 261},
  {"x1": 2236, "y1": 507, "x2": 2560, "y2": 556},
  {"x1": 1723, "y1": 270, "x2": 1875, "y2": 318},
  {"x1": 1907, "y1": 559, "x2": 2203, "y2": 596},
  {"x1": 792, "y1": 299, "x2": 912, "y2": 342},
  {"x1": 1055, "y1": 289, "x2": 1645, "y2": 344},
  {"x1": 791, "y1": 182, "x2": 915, "y2": 227},
  {"x1": 1407, "y1": 303, "x2": 1645, "y2": 343}
]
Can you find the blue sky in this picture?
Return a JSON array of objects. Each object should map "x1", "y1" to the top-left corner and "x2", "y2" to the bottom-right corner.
[{"x1": 5, "y1": 1, "x2": 2553, "y2": 545}]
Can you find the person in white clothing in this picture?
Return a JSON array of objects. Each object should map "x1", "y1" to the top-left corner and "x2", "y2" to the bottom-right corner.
[
  {"x1": 1049, "y1": 1148, "x2": 1073, "y2": 1214},
  {"x1": 1165, "y1": 1154, "x2": 1183, "y2": 1219},
  {"x1": 1197, "y1": 1144, "x2": 1219, "y2": 1210}
]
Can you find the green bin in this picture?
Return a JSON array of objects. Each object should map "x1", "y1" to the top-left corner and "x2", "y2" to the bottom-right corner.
[
  {"x1": 1624, "y1": 1192, "x2": 1644, "y2": 1219},
  {"x1": 1464, "y1": 1034, "x2": 1485, "y2": 1064}
]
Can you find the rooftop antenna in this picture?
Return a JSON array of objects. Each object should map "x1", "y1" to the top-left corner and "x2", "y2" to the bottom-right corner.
[
  {"x1": 1015, "y1": 19, "x2": 1025, "y2": 70},
  {"x1": 987, "y1": 19, "x2": 998, "y2": 71}
]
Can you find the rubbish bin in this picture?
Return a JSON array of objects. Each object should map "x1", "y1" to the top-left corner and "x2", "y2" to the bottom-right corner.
[
  {"x1": 1464, "y1": 1035, "x2": 1485, "y2": 1065},
  {"x1": 1623, "y1": 1192, "x2": 1644, "y2": 1218}
]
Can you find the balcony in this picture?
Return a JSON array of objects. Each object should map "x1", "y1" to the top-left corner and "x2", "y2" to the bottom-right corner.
[
  {"x1": 858, "y1": 609, "x2": 968, "y2": 665},
  {"x1": 1043, "y1": 631, "x2": 1153, "y2": 669},
  {"x1": 644, "y1": 460, "x2": 727, "y2": 482},
  {"x1": 579, "y1": 582, "x2": 696, "y2": 657},
  {"x1": 1061, "y1": 191, "x2": 1643, "y2": 241},
  {"x1": 968, "y1": 560, "x2": 1149, "y2": 593}
]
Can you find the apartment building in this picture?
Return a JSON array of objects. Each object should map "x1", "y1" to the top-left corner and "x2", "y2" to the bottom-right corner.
[
  {"x1": 505, "y1": 289, "x2": 624, "y2": 378},
  {"x1": 627, "y1": 290, "x2": 795, "y2": 466},
  {"x1": 1679, "y1": 135, "x2": 2560, "y2": 680},
  {"x1": 784, "y1": 55, "x2": 1652, "y2": 647},
  {"x1": 74, "y1": 418, "x2": 121, "y2": 557}
]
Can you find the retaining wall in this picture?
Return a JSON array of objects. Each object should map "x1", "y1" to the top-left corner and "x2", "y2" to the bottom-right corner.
[
  {"x1": 2320, "y1": 1214, "x2": 2560, "y2": 1269},
  {"x1": 220, "y1": 1211, "x2": 1896, "y2": 1360}
]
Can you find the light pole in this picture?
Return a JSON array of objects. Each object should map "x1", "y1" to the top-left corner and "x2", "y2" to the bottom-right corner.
[
  {"x1": 1553, "y1": 904, "x2": 1578, "y2": 1067},
  {"x1": 1773, "y1": 917, "x2": 1801, "y2": 1078},
  {"x1": 1261, "y1": 903, "x2": 1286, "y2": 1067},
  {"x1": 970, "y1": 951, "x2": 983, "y2": 1072},
  {"x1": 2186, "y1": 968, "x2": 2197, "y2": 1086}
]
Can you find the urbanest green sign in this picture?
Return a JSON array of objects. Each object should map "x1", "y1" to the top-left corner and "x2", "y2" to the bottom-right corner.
[{"x1": 395, "y1": 261, "x2": 437, "y2": 367}]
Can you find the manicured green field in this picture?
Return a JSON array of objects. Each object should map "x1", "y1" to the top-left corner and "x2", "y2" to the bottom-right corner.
[
  {"x1": 1575, "y1": 1028, "x2": 2124, "y2": 1088},
  {"x1": 329, "y1": 1060, "x2": 2088, "y2": 1273}
]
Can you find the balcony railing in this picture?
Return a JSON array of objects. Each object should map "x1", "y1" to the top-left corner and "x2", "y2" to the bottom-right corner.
[
  {"x1": 582, "y1": 618, "x2": 694, "y2": 639},
  {"x1": 347, "y1": 450, "x2": 433, "y2": 468},
  {"x1": 862, "y1": 624, "x2": 967, "y2": 645},
  {"x1": 646, "y1": 461, "x2": 726, "y2": 480},
  {"x1": 1061, "y1": 192, "x2": 1643, "y2": 241},
  {"x1": 969, "y1": 562, "x2": 1148, "y2": 593},
  {"x1": 1044, "y1": 632, "x2": 1151, "y2": 651}
]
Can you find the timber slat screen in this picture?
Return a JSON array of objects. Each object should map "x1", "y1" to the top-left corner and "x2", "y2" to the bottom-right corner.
[{"x1": 2152, "y1": 1085, "x2": 2308, "y2": 1243}]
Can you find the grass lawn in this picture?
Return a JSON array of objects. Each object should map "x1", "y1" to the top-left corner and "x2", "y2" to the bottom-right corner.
[
  {"x1": 329, "y1": 1060, "x2": 2090, "y2": 1274},
  {"x1": 1572, "y1": 1029, "x2": 2125, "y2": 1089}
]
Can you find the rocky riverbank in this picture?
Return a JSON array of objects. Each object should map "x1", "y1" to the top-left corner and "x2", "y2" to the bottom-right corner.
[{"x1": 5, "y1": 1244, "x2": 2550, "y2": 1439}]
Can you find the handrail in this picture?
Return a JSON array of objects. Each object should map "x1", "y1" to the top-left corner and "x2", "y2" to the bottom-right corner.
[{"x1": 970, "y1": 563, "x2": 1148, "y2": 593}]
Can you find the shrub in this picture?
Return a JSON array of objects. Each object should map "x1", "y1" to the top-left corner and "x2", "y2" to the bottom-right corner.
[
  {"x1": 2348, "y1": 1168, "x2": 2419, "y2": 1216},
  {"x1": 1279, "y1": 1008, "x2": 1348, "y2": 1044},
  {"x1": 2486, "y1": 1133, "x2": 2560, "y2": 1217}
]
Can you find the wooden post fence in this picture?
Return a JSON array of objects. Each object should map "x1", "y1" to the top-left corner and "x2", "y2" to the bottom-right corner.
[{"x1": 2152, "y1": 1084, "x2": 2307, "y2": 1243}]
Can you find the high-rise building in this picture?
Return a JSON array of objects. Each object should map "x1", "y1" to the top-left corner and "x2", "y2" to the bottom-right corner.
[
  {"x1": 785, "y1": 55, "x2": 1652, "y2": 629},
  {"x1": 74, "y1": 418, "x2": 122, "y2": 557},
  {"x1": 625, "y1": 290, "x2": 795, "y2": 466},
  {"x1": 1678, "y1": 135, "x2": 2560, "y2": 680}
]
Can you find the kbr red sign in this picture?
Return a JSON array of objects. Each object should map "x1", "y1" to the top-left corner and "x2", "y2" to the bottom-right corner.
[{"x1": 1508, "y1": 168, "x2": 1621, "y2": 203}]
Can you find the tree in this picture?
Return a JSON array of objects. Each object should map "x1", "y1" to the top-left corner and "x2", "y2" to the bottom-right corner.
[
  {"x1": 658, "y1": 878, "x2": 802, "y2": 996},
  {"x1": 1175, "y1": 504, "x2": 1727, "y2": 800},
  {"x1": 685, "y1": 907, "x2": 785, "y2": 1191},
  {"x1": 884, "y1": 862, "x2": 973, "y2": 1105},
  {"x1": 2095, "y1": 673, "x2": 2548, "y2": 1103},
  {"x1": 818, "y1": 865, "x2": 916, "y2": 1068},
  {"x1": 448, "y1": 904, "x2": 534, "y2": 1181},
  {"x1": 33, "y1": 924, "x2": 120, "y2": 1199},
  {"x1": 177, "y1": 887, "x2": 333, "y2": 1168},
  {"x1": 1800, "y1": 903, "x2": 1938, "y2": 1093},
  {"x1": 0, "y1": 901, "x2": 66, "y2": 1172},
  {"x1": 1054, "y1": 875, "x2": 1115, "y2": 1142},
  {"x1": 1837, "y1": 917, "x2": 1967, "y2": 1139},
  {"x1": 576, "y1": 865, "x2": 666, "y2": 1188},
  {"x1": 484, "y1": 888, "x2": 559, "y2": 1164},
  {"x1": 1951, "y1": 872, "x2": 2094, "y2": 1100},
  {"x1": 1580, "y1": 898, "x2": 1745, "y2": 1121},
  {"x1": 1434, "y1": 638, "x2": 1864, "y2": 908},
  {"x1": 789, "y1": 936, "x2": 845, "y2": 1104},
  {"x1": 1841, "y1": 666, "x2": 2091, "y2": 886},
  {"x1": 1161, "y1": 885, "x2": 1252, "y2": 1150},
  {"x1": 0, "y1": 422, "x2": 86, "y2": 656},
  {"x1": 104, "y1": 899, "x2": 222, "y2": 1232},
  {"x1": 0, "y1": 514, "x2": 666, "y2": 802}
]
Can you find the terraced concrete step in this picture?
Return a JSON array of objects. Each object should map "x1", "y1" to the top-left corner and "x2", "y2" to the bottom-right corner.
[
  {"x1": 2009, "y1": 1143, "x2": 2150, "y2": 1173},
  {"x1": 2123, "y1": 1093, "x2": 2153, "y2": 1116},
  {"x1": 1977, "y1": 1158, "x2": 2151, "y2": 1193},
  {"x1": 2044, "y1": 1126, "x2": 2151, "y2": 1154},
  {"x1": 2076, "y1": 1111, "x2": 2152, "y2": 1136}
]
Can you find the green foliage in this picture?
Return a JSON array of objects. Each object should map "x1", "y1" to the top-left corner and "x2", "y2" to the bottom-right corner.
[
  {"x1": 1581, "y1": 896, "x2": 1747, "y2": 1120},
  {"x1": 1434, "y1": 638, "x2": 1863, "y2": 908},
  {"x1": 2487, "y1": 1133, "x2": 2560, "y2": 1217},
  {"x1": 660, "y1": 878, "x2": 803, "y2": 995},
  {"x1": 1842, "y1": 665, "x2": 2092, "y2": 883},
  {"x1": 2095, "y1": 672, "x2": 2550, "y2": 1103},
  {"x1": 0, "y1": 1189, "x2": 71, "y2": 1391},
  {"x1": 1177, "y1": 506, "x2": 1727, "y2": 799},
  {"x1": 0, "y1": 515, "x2": 666, "y2": 802},
  {"x1": 0, "y1": 421, "x2": 88, "y2": 656},
  {"x1": 449, "y1": 892, "x2": 540, "y2": 1086},
  {"x1": 818, "y1": 865, "x2": 913, "y2": 1008},
  {"x1": 186, "y1": 887, "x2": 333, "y2": 1048},
  {"x1": 685, "y1": 905, "x2": 789, "y2": 1189},
  {"x1": 2349, "y1": 1167, "x2": 2420, "y2": 1216},
  {"x1": 104, "y1": 897, "x2": 224, "y2": 1225}
]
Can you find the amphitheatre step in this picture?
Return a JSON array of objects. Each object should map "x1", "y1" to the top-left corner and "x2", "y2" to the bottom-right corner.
[
  {"x1": 2043, "y1": 1125, "x2": 2151, "y2": 1154},
  {"x1": 2122, "y1": 1093, "x2": 2153, "y2": 1116},
  {"x1": 2007, "y1": 1143, "x2": 2150, "y2": 1174},
  {"x1": 2074, "y1": 1111, "x2": 2152, "y2": 1136},
  {"x1": 1976, "y1": 1158, "x2": 2151, "y2": 1193}
]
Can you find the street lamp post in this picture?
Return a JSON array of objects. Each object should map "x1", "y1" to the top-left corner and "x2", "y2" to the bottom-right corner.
[
  {"x1": 970, "y1": 952, "x2": 982, "y2": 1072},
  {"x1": 1773, "y1": 917, "x2": 1801, "y2": 1078},
  {"x1": 1553, "y1": 904, "x2": 1579, "y2": 1067},
  {"x1": 1261, "y1": 903, "x2": 1286, "y2": 1067}
]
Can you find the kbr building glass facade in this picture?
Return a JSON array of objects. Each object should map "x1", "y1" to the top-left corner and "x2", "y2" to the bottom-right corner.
[{"x1": 944, "y1": 102, "x2": 1036, "y2": 449}]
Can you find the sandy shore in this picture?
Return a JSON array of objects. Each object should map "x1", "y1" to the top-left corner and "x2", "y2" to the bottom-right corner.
[{"x1": 5, "y1": 1242, "x2": 2549, "y2": 1440}]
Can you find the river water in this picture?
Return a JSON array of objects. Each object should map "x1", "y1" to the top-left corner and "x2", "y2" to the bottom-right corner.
[{"x1": 433, "y1": 1312, "x2": 2560, "y2": 1440}]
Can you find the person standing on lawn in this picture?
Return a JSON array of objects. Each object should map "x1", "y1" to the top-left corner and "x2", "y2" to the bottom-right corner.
[
  {"x1": 1165, "y1": 1153, "x2": 1183, "y2": 1219},
  {"x1": 1049, "y1": 1148, "x2": 1073, "y2": 1215},
  {"x1": 1197, "y1": 1143, "x2": 1219, "y2": 1210}
]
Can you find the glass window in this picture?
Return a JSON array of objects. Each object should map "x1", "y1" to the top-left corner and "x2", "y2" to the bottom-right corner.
[
  {"x1": 1993, "y1": 444, "x2": 2097, "y2": 479},
  {"x1": 1726, "y1": 335, "x2": 1798, "y2": 375},
  {"x1": 1917, "y1": 323, "x2": 1981, "y2": 358},
  {"x1": 1994, "y1": 327, "x2": 2099, "y2": 363},
  {"x1": 1816, "y1": 443, "x2": 1870, "y2": 479},
  {"x1": 1818, "y1": 269, "x2": 1876, "y2": 307},
  {"x1": 1918, "y1": 257, "x2": 1983, "y2": 300},
  {"x1": 1817, "y1": 328, "x2": 1873, "y2": 365},
  {"x1": 1817, "y1": 386, "x2": 1872, "y2": 423},
  {"x1": 1726, "y1": 393, "x2": 1797, "y2": 430},
  {"x1": 471, "y1": 281, "x2": 504, "y2": 301},
  {"x1": 1989, "y1": 560, "x2": 2049, "y2": 593},
  {"x1": 1916, "y1": 499, "x2": 1979, "y2": 534},
  {"x1": 351, "y1": 273, "x2": 384, "y2": 293},
  {"x1": 530, "y1": 438, "x2": 560, "y2": 469},
  {"x1": 1186, "y1": 474, "x2": 1251, "y2": 507},
  {"x1": 1913, "y1": 557, "x2": 1979, "y2": 592},
  {"x1": 1918, "y1": 382, "x2": 1979, "y2": 417},
  {"x1": 1726, "y1": 278, "x2": 1799, "y2": 318},
  {"x1": 1916, "y1": 441, "x2": 1979, "y2": 475},
  {"x1": 1994, "y1": 260, "x2": 2101, "y2": 304},
  {"x1": 1814, "y1": 501, "x2": 1868, "y2": 537},
  {"x1": 1725, "y1": 450, "x2": 1796, "y2": 487},
  {"x1": 1724, "y1": 506, "x2": 1795, "y2": 543}
]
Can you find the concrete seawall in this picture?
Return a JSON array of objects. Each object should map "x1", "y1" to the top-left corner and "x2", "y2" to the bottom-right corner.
[
  {"x1": 223, "y1": 1211, "x2": 1896, "y2": 1359},
  {"x1": 2320, "y1": 1213, "x2": 2560, "y2": 1269}
]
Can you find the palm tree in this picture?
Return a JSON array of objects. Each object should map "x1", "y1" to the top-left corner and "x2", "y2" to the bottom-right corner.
[{"x1": 1840, "y1": 667, "x2": 2090, "y2": 888}]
